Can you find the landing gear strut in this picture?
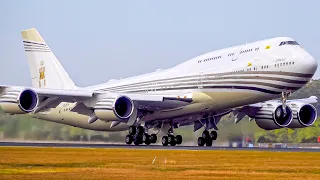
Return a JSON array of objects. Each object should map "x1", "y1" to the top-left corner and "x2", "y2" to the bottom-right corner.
[
  {"x1": 125, "y1": 125, "x2": 157, "y2": 146},
  {"x1": 197, "y1": 130, "x2": 217, "y2": 146},
  {"x1": 161, "y1": 122, "x2": 183, "y2": 146},
  {"x1": 281, "y1": 91, "x2": 290, "y2": 115}
]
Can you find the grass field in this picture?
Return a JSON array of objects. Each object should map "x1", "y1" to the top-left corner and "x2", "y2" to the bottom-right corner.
[{"x1": 0, "y1": 147, "x2": 320, "y2": 180}]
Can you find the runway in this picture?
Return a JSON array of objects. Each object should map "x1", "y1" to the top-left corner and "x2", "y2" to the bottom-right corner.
[{"x1": 0, "y1": 141, "x2": 319, "y2": 152}]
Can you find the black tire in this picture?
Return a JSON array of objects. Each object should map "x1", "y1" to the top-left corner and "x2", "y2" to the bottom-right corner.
[
  {"x1": 125, "y1": 135, "x2": 133, "y2": 145},
  {"x1": 134, "y1": 135, "x2": 142, "y2": 146},
  {"x1": 137, "y1": 126, "x2": 144, "y2": 135},
  {"x1": 142, "y1": 133, "x2": 150, "y2": 144},
  {"x1": 202, "y1": 130, "x2": 210, "y2": 139},
  {"x1": 134, "y1": 139, "x2": 140, "y2": 146},
  {"x1": 170, "y1": 139, "x2": 176, "y2": 146},
  {"x1": 128, "y1": 126, "x2": 136, "y2": 135},
  {"x1": 175, "y1": 135, "x2": 182, "y2": 145},
  {"x1": 168, "y1": 135, "x2": 175, "y2": 144},
  {"x1": 198, "y1": 137, "x2": 205, "y2": 146},
  {"x1": 205, "y1": 139, "x2": 213, "y2": 146},
  {"x1": 162, "y1": 136, "x2": 168, "y2": 146},
  {"x1": 210, "y1": 131, "x2": 218, "y2": 141},
  {"x1": 145, "y1": 139, "x2": 151, "y2": 145},
  {"x1": 150, "y1": 134, "x2": 157, "y2": 143}
]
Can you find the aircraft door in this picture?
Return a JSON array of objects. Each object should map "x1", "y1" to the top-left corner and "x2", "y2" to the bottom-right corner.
[
  {"x1": 197, "y1": 72, "x2": 203, "y2": 89},
  {"x1": 152, "y1": 82, "x2": 157, "y2": 92},
  {"x1": 232, "y1": 47, "x2": 242, "y2": 61}
]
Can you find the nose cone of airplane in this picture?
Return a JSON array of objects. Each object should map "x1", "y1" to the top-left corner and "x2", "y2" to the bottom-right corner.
[{"x1": 304, "y1": 55, "x2": 318, "y2": 75}]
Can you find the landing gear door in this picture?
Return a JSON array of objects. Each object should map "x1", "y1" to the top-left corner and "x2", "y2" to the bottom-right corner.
[{"x1": 232, "y1": 47, "x2": 242, "y2": 61}]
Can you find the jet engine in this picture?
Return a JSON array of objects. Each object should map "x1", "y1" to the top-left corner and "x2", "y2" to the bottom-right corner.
[
  {"x1": 254, "y1": 103, "x2": 293, "y2": 130},
  {"x1": 0, "y1": 89, "x2": 39, "y2": 114},
  {"x1": 287, "y1": 103, "x2": 317, "y2": 128},
  {"x1": 94, "y1": 95, "x2": 134, "y2": 121}
]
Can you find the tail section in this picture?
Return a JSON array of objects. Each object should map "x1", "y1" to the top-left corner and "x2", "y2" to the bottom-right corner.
[{"x1": 21, "y1": 28, "x2": 76, "y2": 89}]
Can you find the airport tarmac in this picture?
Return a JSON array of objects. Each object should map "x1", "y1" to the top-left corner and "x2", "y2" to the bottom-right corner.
[{"x1": 0, "y1": 141, "x2": 319, "y2": 152}]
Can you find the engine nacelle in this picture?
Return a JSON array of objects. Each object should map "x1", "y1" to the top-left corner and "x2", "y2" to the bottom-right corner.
[
  {"x1": 0, "y1": 89, "x2": 39, "y2": 114},
  {"x1": 94, "y1": 95, "x2": 134, "y2": 121},
  {"x1": 287, "y1": 103, "x2": 317, "y2": 128},
  {"x1": 254, "y1": 103, "x2": 293, "y2": 130}
]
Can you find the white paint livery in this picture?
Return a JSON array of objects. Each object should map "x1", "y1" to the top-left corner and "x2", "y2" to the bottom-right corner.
[{"x1": 0, "y1": 28, "x2": 318, "y2": 145}]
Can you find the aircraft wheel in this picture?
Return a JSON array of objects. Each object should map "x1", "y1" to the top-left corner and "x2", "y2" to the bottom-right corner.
[
  {"x1": 128, "y1": 126, "x2": 136, "y2": 135},
  {"x1": 162, "y1": 136, "x2": 169, "y2": 146},
  {"x1": 202, "y1": 130, "x2": 210, "y2": 139},
  {"x1": 175, "y1": 135, "x2": 182, "y2": 145},
  {"x1": 205, "y1": 139, "x2": 213, "y2": 146},
  {"x1": 210, "y1": 131, "x2": 218, "y2": 141},
  {"x1": 145, "y1": 139, "x2": 151, "y2": 145},
  {"x1": 137, "y1": 126, "x2": 144, "y2": 135},
  {"x1": 168, "y1": 135, "x2": 175, "y2": 144},
  {"x1": 170, "y1": 139, "x2": 176, "y2": 146},
  {"x1": 198, "y1": 137, "x2": 205, "y2": 146},
  {"x1": 142, "y1": 133, "x2": 151, "y2": 145},
  {"x1": 150, "y1": 134, "x2": 157, "y2": 143},
  {"x1": 134, "y1": 135, "x2": 142, "y2": 146},
  {"x1": 125, "y1": 135, "x2": 133, "y2": 145}
]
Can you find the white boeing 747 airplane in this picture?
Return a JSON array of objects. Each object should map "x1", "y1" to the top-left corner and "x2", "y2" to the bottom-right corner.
[{"x1": 0, "y1": 28, "x2": 318, "y2": 146}]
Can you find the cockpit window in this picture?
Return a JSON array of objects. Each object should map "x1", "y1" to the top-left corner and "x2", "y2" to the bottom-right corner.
[{"x1": 279, "y1": 41, "x2": 299, "y2": 46}]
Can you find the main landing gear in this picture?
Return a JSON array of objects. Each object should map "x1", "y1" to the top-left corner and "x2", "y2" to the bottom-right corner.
[
  {"x1": 125, "y1": 124, "x2": 217, "y2": 147},
  {"x1": 125, "y1": 126, "x2": 157, "y2": 146},
  {"x1": 197, "y1": 130, "x2": 217, "y2": 146},
  {"x1": 161, "y1": 126, "x2": 182, "y2": 146}
]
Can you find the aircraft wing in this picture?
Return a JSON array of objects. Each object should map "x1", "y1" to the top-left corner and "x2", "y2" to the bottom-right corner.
[{"x1": 0, "y1": 85, "x2": 192, "y2": 115}]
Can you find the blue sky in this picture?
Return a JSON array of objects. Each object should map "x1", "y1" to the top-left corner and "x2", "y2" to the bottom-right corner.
[{"x1": 0, "y1": 0, "x2": 319, "y2": 86}]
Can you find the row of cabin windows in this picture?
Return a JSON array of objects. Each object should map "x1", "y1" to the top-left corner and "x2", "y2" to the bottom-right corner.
[
  {"x1": 227, "y1": 47, "x2": 260, "y2": 57},
  {"x1": 228, "y1": 61, "x2": 295, "y2": 74},
  {"x1": 233, "y1": 67, "x2": 257, "y2": 73},
  {"x1": 198, "y1": 56, "x2": 222, "y2": 63},
  {"x1": 233, "y1": 65, "x2": 270, "y2": 73},
  {"x1": 240, "y1": 47, "x2": 260, "y2": 54},
  {"x1": 275, "y1": 61, "x2": 295, "y2": 67},
  {"x1": 246, "y1": 67, "x2": 258, "y2": 71},
  {"x1": 198, "y1": 46, "x2": 260, "y2": 63},
  {"x1": 240, "y1": 49, "x2": 253, "y2": 54},
  {"x1": 204, "y1": 56, "x2": 222, "y2": 62}
]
